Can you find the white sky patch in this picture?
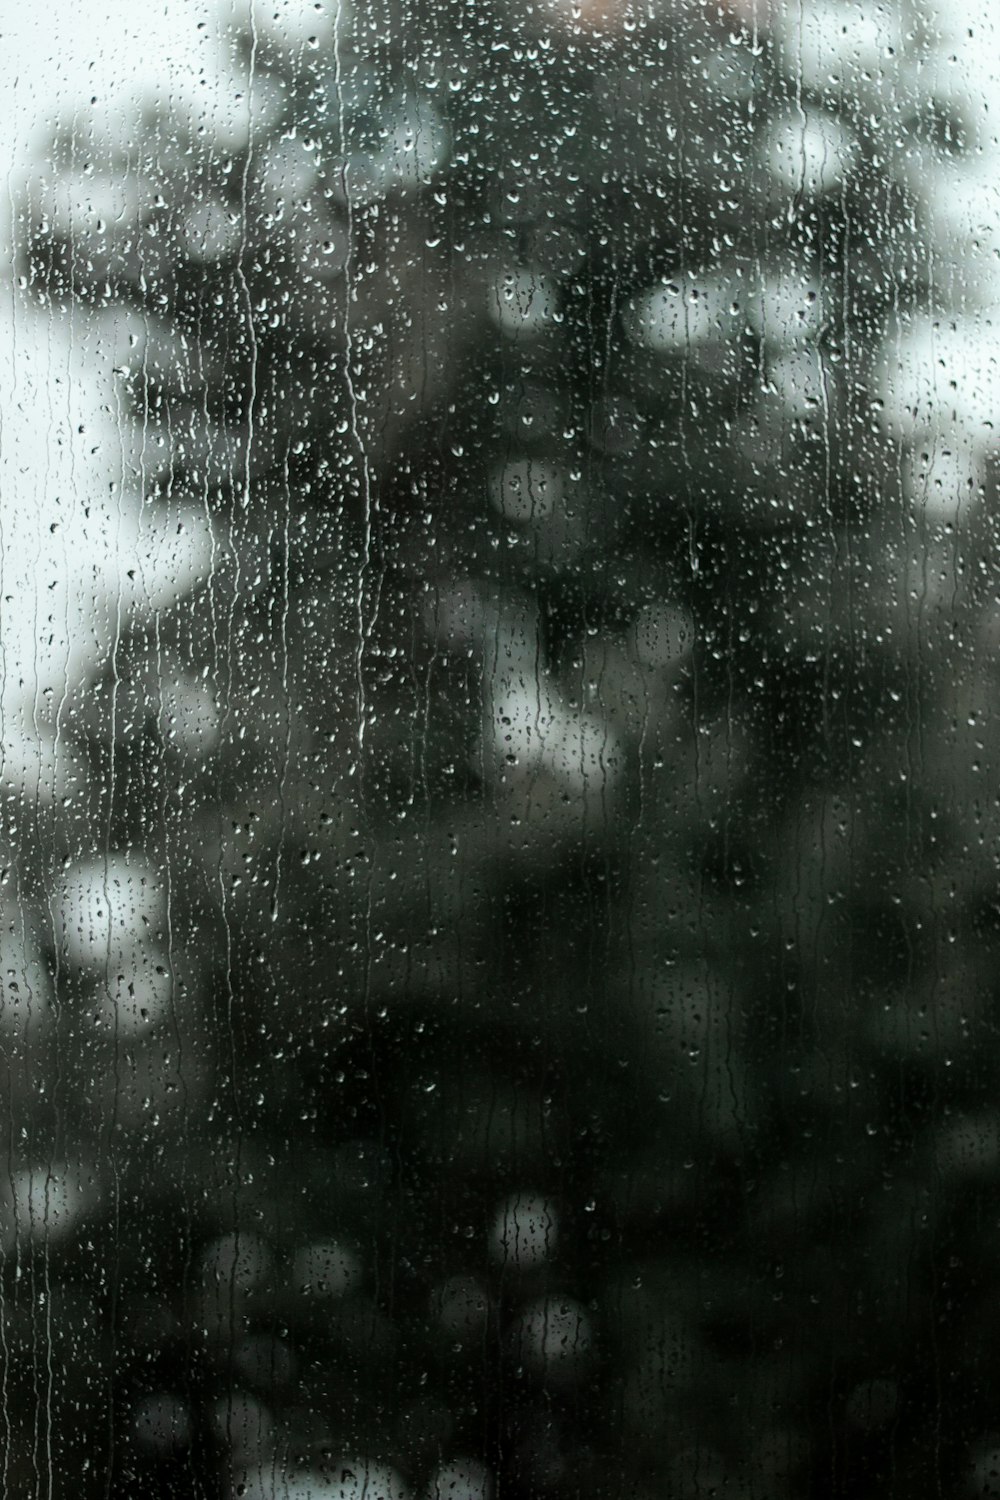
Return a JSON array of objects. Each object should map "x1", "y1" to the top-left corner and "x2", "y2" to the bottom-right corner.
[{"x1": 0, "y1": 2, "x2": 227, "y2": 802}]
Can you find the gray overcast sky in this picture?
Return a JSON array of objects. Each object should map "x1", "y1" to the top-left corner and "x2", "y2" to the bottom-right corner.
[
  {"x1": 0, "y1": 0, "x2": 344, "y2": 804},
  {"x1": 2, "y1": 0, "x2": 1000, "y2": 797},
  {"x1": 1, "y1": 2, "x2": 219, "y2": 188},
  {"x1": 0, "y1": 2, "x2": 222, "y2": 796}
]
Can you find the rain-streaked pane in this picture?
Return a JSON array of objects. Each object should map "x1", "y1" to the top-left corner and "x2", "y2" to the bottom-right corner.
[{"x1": 3, "y1": 0, "x2": 1000, "y2": 1494}]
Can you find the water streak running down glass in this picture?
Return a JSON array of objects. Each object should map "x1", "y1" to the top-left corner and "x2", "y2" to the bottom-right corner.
[{"x1": 3, "y1": 0, "x2": 1000, "y2": 1494}]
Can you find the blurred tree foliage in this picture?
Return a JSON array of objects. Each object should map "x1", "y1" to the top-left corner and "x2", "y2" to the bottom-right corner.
[{"x1": 11, "y1": 0, "x2": 1000, "y2": 1495}]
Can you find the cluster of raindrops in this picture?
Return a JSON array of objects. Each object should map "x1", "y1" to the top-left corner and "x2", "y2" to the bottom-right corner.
[{"x1": 10, "y1": 0, "x2": 1000, "y2": 1494}]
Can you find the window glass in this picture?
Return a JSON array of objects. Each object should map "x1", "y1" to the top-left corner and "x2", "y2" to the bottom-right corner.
[{"x1": 3, "y1": 0, "x2": 1000, "y2": 1494}]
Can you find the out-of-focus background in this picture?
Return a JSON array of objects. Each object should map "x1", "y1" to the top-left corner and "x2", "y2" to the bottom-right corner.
[
  {"x1": 0, "y1": 2, "x2": 226, "y2": 780},
  {"x1": 6, "y1": 0, "x2": 1000, "y2": 1496}
]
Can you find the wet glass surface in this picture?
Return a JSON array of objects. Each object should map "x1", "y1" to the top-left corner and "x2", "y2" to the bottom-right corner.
[{"x1": 4, "y1": 0, "x2": 1000, "y2": 1493}]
